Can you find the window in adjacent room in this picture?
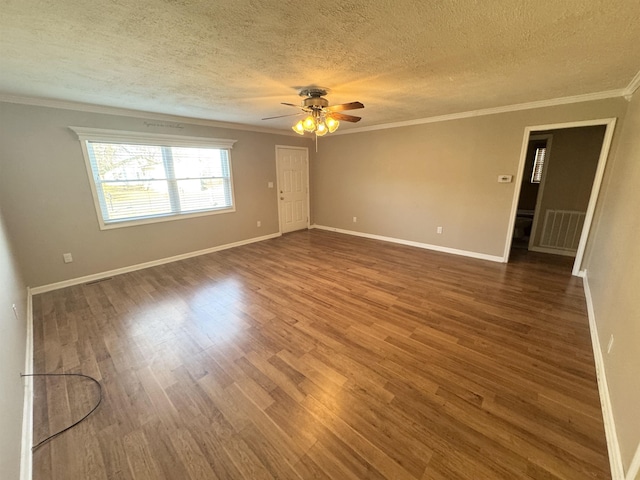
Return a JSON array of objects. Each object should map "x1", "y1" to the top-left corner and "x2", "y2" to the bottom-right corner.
[
  {"x1": 71, "y1": 127, "x2": 237, "y2": 229},
  {"x1": 530, "y1": 145, "x2": 547, "y2": 183}
]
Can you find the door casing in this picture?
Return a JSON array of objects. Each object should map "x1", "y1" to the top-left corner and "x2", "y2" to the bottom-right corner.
[{"x1": 504, "y1": 118, "x2": 617, "y2": 276}]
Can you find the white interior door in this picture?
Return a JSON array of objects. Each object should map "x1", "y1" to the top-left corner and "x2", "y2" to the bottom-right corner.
[{"x1": 276, "y1": 146, "x2": 309, "y2": 233}]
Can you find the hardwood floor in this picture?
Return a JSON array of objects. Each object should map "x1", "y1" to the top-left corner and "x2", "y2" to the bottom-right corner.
[{"x1": 32, "y1": 230, "x2": 610, "y2": 479}]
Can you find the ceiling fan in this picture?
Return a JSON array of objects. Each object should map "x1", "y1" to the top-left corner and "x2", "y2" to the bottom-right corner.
[{"x1": 262, "y1": 87, "x2": 364, "y2": 136}]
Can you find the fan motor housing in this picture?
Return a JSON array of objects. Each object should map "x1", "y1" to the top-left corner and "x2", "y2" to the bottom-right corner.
[
  {"x1": 303, "y1": 97, "x2": 329, "y2": 108},
  {"x1": 299, "y1": 87, "x2": 330, "y2": 109}
]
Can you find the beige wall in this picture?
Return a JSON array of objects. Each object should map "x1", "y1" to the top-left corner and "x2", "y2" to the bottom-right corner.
[
  {"x1": 312, "y1": 98, "x2": 628, "y2": 258},
  {"x1": 584, "y1": 93, "x2": 640, "y2": 473},
  {"x1": 538, "y1": 126, "x2": 605, "y2": 212},
  {"x1": 0, "y1": 102, "x2": 311, "y2": 287},
  {"x1": 531, "y1": 125, "x2": 605, "y2": 248},
  {"x1": 0, "y1": 205, "x2": 27, "y2": 479}
]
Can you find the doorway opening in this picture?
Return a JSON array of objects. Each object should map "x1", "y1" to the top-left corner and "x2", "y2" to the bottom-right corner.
[
  {"x1": 512, "y1": 134, "x2": 552, "y2": 251},
  {"x1": 504, "y1": 118, "x2": 617, "y2": 276}
]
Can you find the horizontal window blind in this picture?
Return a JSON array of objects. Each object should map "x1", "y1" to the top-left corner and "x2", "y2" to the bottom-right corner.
[
  {"x1": 70, "y1": 128, "x2": 237, "y2": 229},
  {"x1": 531, "y1": 146, "x2": 546, "y2": 183}
]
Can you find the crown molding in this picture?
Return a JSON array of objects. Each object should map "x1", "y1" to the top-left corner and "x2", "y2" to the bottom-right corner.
[
  {"x1": 1, "y1": 83, "x2": 634, "y2": 139},
  {"x1": 333, "y1": 88, "x2": 626, "y2": 136},
  {"x1": 623, "y1": 69, "x2": 640, "y2": 97},
  {"x1": 0, "y1": 94, "x2": 301, "y2": 137}
]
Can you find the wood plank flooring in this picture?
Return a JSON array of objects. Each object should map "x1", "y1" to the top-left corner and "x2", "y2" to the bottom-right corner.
[{"x1": 32, "y1": 230, "x2": 610, "y2": 479}]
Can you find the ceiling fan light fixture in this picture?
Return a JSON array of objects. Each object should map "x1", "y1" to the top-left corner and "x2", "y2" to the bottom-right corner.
[
  {"x1": 271, "y1": 89, "x2": 362, "y2": 140},
  {"x1": 302, "y1": 115, "x2": 316, "y2": 132},
  {"x1": 325, "y1": 117, "x2": 339, "y2": 133},
  {"x1": 315, "y1": 121, "x2": 328, "y2": 136},
  {"x1": 292, "y1": 120, "x2": 305, "y2": 135}
]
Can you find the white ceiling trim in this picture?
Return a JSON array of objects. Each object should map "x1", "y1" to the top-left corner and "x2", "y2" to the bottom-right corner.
[
  {"x1": 1, "y1": 83, "x2": 634, "y2": 138},
  {"x1": 333, "y1": 88, "x2": 627, "y2": 135},
  {"x1": 0, "y1": 94, "x2": 302, "y2": 137},
  {"x1": 624, "y1": 69, "x2": 640, "y2": 96}
]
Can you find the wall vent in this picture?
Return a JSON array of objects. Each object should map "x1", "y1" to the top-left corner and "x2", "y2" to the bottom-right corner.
[{"x1": 540, "y1": 210, "x2": 586, "y2": 251}]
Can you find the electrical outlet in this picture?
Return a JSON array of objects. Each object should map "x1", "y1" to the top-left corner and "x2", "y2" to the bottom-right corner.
[
  {"x1": 257, "y1": 220, "x2": 261, "y2": 227},
  {"x1": 63, "y1": 253, "x2": 73, "y2": 263},
  {"x1": 268, "y1": 182, "x2": 274, "y2": 188},
  {"x1": 353, "y1": 216, "x2": 357, "y2": 223},
  {"x1": 437, "y1": 226, "x2": 443, "y2": 234}
]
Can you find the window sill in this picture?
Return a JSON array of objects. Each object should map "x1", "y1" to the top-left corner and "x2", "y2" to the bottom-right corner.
[{"x1": 98, "y1": 207, "x2": 236, "y2": 230}]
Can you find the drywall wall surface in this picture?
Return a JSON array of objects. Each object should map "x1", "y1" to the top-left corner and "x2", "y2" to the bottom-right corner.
[
  {"x1": 585, "y1": 93, "x2": 640, "y2": 473},
  {"x1": 312, "y1": 98, "x2": 628, "y2": 257},
  {"x1": 0, "y1": 205, "x2": 27, "y2": 480},
  {"x1": 0, "y1": 102, "x2": 310, "y2": 287},
  {"x1": 531, "y1": 125, "x2": 606, "y2": 248}
]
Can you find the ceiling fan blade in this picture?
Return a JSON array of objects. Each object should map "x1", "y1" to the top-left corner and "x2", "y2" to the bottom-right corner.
[
  {"x1": 281, "y1": 102, "x2": 301, "y2": 108},
  {"x1": 327, "y1": 112, "x2": 361, "y2": 122},
  {"x1": 262, "y1": 112, "x2": 304, "y2": 120},
  {"x1": 325, "y1": 101, "x2": 364, "y2": 112}
]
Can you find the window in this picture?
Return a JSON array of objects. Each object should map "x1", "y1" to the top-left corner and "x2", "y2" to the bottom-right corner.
[
  {"x1": 71, "y1": 127, "x2": 237, "y2": 229},
  {"x1": 531, "y1": 146, "x2": 546, "y2": 183}
]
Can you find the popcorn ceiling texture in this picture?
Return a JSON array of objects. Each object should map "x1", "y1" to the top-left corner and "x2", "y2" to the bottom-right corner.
[{"x1": 1, "y1": 0, "x2": 639, "y2": 129}]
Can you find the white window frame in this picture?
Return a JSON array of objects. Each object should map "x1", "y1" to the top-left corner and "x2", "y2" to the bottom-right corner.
[
  {"x1": 70, "y1": 127, "x2": 237, "y2": 230},
  {"x1": 530, "y1": 145, "x2": 547, "y2": 183}
]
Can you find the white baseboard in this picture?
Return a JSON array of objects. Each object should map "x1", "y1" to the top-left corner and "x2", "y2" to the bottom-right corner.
[
  {"x1": 627, "y1": 444, "x2": 640, "y2": 480},
  {"x1": 20, "y1": 288, "x2": 34, "y2": 480},
  {"x1": 311, "y1": 224, "x2": 504, "y2": 263},
  {"x1": 582, "y1": 271, "x2": 625, "y2": 479},
  {"x1": 30, "y1": 232, "x2": 281, "y2": 295}
]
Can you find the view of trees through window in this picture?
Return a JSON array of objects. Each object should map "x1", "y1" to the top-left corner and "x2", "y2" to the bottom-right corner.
[{"x1": 87, "y1": 142, "x2": 232, "y2": 222}]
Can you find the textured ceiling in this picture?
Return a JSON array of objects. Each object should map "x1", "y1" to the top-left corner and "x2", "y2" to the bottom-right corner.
[{"x1": 1, "y1": 0, "x2": 639, "y2": 132}]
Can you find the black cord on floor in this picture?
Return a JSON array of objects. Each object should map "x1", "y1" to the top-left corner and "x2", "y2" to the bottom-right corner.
[{"x1": 21, "y1": 373, "x2": 103, "y2": 451}]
